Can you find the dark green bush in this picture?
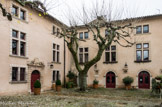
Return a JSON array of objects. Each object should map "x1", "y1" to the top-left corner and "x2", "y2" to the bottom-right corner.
[
  {"x1": 66, "y1": 82, "x2": 74, "y2": 88},
  {"x1": 123, "y1": 76, "x2": 134, "y2": 85},
  {"x1": 56, "y1": 80, "x2": 61, "y2": 86},
  {"x1": 93, "y1": 79, "x2": 99, "y2": 85},
  {"x1": 67, "y1": 71, "x2": 76, "y2": 79},
  {"x1": 34, "y1": 80, "x2": 41, "y2": 88}
]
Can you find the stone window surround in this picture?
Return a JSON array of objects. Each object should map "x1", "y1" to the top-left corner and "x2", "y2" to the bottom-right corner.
[
  {"x1": 79, "y1": 32, "x2": 89, "y2": 39},
  {"x1": 52, "y1": 43, "x2": 60, "y2": 63},
  {"x1": 135, "y1": 24, "x2": 150, "y2": 35},
  {"x1": 11, "y1": 2, "x2": 28, "y2": 22},
  {"x1": 78, "y1": 47, "x2": 89, "y2": 64},
  {"x1": 10, "y1": 28, "x2": 28, "y2": 58},
  {"x1": 9, "y1": 64, "x2": 27, "y2": 84},
  {"x1": 134, "y1": 41, "x2": 151, "y2": 63}
]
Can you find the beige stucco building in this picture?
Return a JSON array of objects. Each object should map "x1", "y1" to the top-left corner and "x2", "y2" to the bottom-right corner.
[
  {"x1": 0, "y1": 0, "x2": 71, "y2": 95},
  {"x1": 1, "y1": 0, "x2": 162, "y2": 95},
  {"x1": 74, "y1": 15, "x2": 162, "y2": 89}
]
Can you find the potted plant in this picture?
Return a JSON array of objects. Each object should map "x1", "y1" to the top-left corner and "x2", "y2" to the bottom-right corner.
[
  {"x1": 34, "y1": 80, "x2": 41, "y2": 95},
  {"x1": 66, "y1": 82, "x2": 74, "y2": 89},
  {"x1": 93, "y1": 79, "x2": 99, "y2": 89},
  {"x1": 122, "y1": 76, "x2": 134, "y2": 90},
  {"x1": 56, "y1": 80, "x2": 62, "y2": 91}
]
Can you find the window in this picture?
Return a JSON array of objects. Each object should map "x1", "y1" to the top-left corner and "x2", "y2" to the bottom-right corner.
[
  {"x1": 136, "y1": 43, "x2": 149, "y2": 61},
  {"x1": 52, "y1": 26, "x2": 55, "y2": 34},
  {"x1": 105, "y1": 45, "x2": 117, "y2": 62},
  {"x1": 12, "y1": 67, "x2": 18, "y2": 81},
  {"x1": 57, "y1": 28, "x2": 60, "y2": 35},
  {"x1": 79, "y1": 32, "x2": 83, "y2": 39},
  {"x1": 136, "y1": 25, "x2": 149, "y2": 34},
  {"x1": 79, "y1": 47, "x2": 89, "y2": 63},
  {"x1": 84, "y1": 32, "x2": 88, "y2": 39},
  {"x1": 136, "y1": 26, "x2": 142, "y2": 34},
  {"x1": 52, "y1": 70, "x2": 60, "y2": 82},
  {"x1": 12, "y1": 5, "x2": 18, "y2": 17},
  {"x1": 143, "y1": 25, "x2": 149, "y2": 33},
  {"x1": 53, "y1": 43, "x2": 60, "y2": 63},
  {"x1": 20, "y1": 9, "x2": 26, "y2": 20},
  {"x1": 11, "y1": 30, "x2": 26, "y2": 56},
  {"x1": 79, "y1": 32, "x2": 88, "y2": 39},
  {"x1": 105, "y1": 30, "x2": 109, "y2": 37},
  {"x1": 11, "y1": 67, "x2": 26, "y2": 82}
]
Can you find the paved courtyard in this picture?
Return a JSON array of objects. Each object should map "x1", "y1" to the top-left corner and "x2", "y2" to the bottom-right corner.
[{"x1": 0, "y1": 88, "x2": 162, "y2": 107}]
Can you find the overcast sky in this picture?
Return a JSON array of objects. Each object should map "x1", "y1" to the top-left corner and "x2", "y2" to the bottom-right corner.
[{"x1": 43, "y1": 0, "x2": 162, "y2": 24}]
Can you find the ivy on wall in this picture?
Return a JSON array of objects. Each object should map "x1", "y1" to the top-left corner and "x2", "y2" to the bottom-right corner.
[{"x1": 0, "y1": 3, "x2": 12, "y2": 21}]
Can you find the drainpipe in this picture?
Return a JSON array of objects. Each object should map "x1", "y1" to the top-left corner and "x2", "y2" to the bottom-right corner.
[{"x1": 64, "y1": 38, "x2": 66, "y2": 88}]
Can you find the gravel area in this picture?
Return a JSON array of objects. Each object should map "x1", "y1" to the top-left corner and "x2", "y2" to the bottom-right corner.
[{"x1": 0, "y1": 88, "x2": 161, "y2": 107}]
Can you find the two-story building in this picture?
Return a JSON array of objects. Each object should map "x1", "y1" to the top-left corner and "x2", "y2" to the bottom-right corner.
[{"x1": 0, "y1": 0, "x2": 71, "y2": 94}]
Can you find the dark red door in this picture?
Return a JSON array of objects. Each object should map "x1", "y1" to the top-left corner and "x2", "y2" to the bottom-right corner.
[
  {"x1": 138, "y1": 71, "x2": 150, "y2": 89},
  {"x1": 31, "y1": 70, "x2": 40, "y2": 92},
  {"x1": 106, "y1": 72, "x2": 116, "y2": 88}
]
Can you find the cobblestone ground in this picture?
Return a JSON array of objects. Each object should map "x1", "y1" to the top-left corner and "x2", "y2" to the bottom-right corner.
[{"x1": 0, "y1": 88, "x2": 161, "y2": 107}]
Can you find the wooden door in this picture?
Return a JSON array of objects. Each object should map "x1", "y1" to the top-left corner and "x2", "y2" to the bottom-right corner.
[
  {"x1": 31, "y1": 70, "x2": 40, "y2": 92},
  {"x1": 138, "y1": 71, "x2": 150, "y2": 89},
  {"x1": 106, "y1": 72, "x2": 116, "y2": 88}
]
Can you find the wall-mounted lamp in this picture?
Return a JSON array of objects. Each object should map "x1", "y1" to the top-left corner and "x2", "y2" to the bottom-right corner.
[
  {"x1": 94, "y1": 64, "x2": 99, "y2": 75},
  {"x1": 123, "y1": 62, "x2": 128, "y2": 73},
  {"x1": 50, "y1": 64, "x2": 54, "y2": 69}
]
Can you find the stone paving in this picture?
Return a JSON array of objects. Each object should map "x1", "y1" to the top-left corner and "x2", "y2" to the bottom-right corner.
[{"x1": 0, "y1": 88, "x2": 161, "y2": 107}]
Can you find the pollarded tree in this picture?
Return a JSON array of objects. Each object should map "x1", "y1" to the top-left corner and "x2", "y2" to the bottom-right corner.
[{"x1": 57, "y1": 0, "x2": 139, "y2": 91}]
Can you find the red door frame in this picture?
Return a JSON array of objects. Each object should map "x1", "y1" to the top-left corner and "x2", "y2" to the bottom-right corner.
[
  {"x1": 31, "y1": 70, "x2": 40, "y2": 92},
  {"x1": 138, "y1": 71, "x2": 150, "y2": 89},
  {"x1": 106, "y1": 72, "x2": 116, "y2": 88}
]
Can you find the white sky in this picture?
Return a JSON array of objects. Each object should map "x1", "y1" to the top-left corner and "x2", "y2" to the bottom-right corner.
[{"x1": 43, "y1": 0, "x2": 162, "y2": 25}]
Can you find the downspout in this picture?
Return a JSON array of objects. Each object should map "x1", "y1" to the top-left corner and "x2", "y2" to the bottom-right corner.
[{"x1": 64, "y1": 38, "x2": 66, "y2": 88}]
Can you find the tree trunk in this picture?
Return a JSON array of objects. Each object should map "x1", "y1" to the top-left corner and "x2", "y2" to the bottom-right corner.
[{"x1": 79, "y1": 72, "x2": 87, "y2": 91}]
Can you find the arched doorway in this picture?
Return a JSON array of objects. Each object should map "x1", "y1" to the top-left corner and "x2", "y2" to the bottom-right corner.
[
  {"x1": 138, "y1": 71, "x2": 150, "y2": 89},
  {"x1": 31, "y1": 70, "x2": 40, "y2": 92},
  {"x1": 106, "y1": 71, "x2": 116, "y2": 88}
]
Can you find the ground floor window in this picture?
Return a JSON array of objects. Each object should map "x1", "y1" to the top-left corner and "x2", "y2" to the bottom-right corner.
[
  {"x1": 11, "y1": 67, "x2": 26, "y2": 82},
  {"x1": 52, "y1": 70, "x2": 60, "y2": 82}
]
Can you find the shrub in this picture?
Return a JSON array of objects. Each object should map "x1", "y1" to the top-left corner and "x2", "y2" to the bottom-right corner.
[
  {"x1": 155, "y1": 75, "x2": 162, "y2": 80},
  {"x1": 56, "y1": 80, "x2": 61, "y2": 86},
  {"x1": 67, "y1": 71, "x2": 76, "y2": 79},
  {"x1": 123, "y1": 76, "x2": 134, "y2": 85},
  {"x1": 93, "y1": 79, "x2": 99, "y2": 85},
  {"x1": 66, "y1": 82, "x2": 74, "y2": 88},
  {"x1": 34, "y1": 80, "x2": 41, "y2": 88}
]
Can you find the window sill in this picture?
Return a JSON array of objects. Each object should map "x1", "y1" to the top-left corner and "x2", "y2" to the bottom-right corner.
[
  {"x1": 9, "y1": 81, "x2": 27, "y2": 84},
  {"x1": 103, "y1": 61, "x2": 118, "y2": 64},
  {"x1": 12, "y1": 16, "x2": 28, "y2": 24},
  {"x1": 134, "y1": 32, "x2": 151, "y2": 35},
  {"x1": 134, "y1": 60, "x2": 151, "y2": 63},
  {"x1": 9, "y1": 55, "x2": 28, "y2": 59},
  {"x1": 52, "y1": 62, "x2": 61, "y2": 64}
]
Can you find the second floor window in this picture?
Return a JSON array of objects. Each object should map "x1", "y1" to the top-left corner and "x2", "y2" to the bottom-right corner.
[
  {"x1": 105, "y1": 45, "x2": 116, "y2": 62},
  {"x1": 79, "y1": 32, "x2": 89, "y2": 39},
  {"x1": 136, "y1": 26, "x2": 142, "y2": 34},
  {"x1": 143, "y1": 25, "x2": 149, "y2": 33},
  {"x1": 136, "y1": 43, "x2": 149, "y2": 61},
  {"x1": 53, "y1": 44, "x2": 60, "y2": 63},
  {"x1": 79, "y1": 47, "x2": 89, "y2": 63},
  {"x1": 12, "y1": 5, "x2": 18, "y2": 17},
  {"x1": 20, "y1": 9, "x2": 26, "y2": 20},
  {"x1": 12, "y1": 30, "x2": 26, "y2": 56}
]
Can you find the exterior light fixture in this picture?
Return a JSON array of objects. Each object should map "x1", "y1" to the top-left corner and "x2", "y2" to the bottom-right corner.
[{"x1": 123, "y1": 62, "x2": 128, "y2": 73}]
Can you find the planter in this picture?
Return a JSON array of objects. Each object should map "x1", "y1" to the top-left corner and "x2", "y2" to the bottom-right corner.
[
  {"x1": 34, "y1": 88, "x2": 41, "y2": 95},
  {"x1": 52, "y1": 83, "x2": 56, "y2": 90},
  {"x1": 56, "y1": 85, "x2": 62, "y2": 91},
  {"x1": 125, "y1": 84, "x2": 131, "y2": 90},
  {"x1": 93, "y1": 84, "x2": 98, "y2": 89}
]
